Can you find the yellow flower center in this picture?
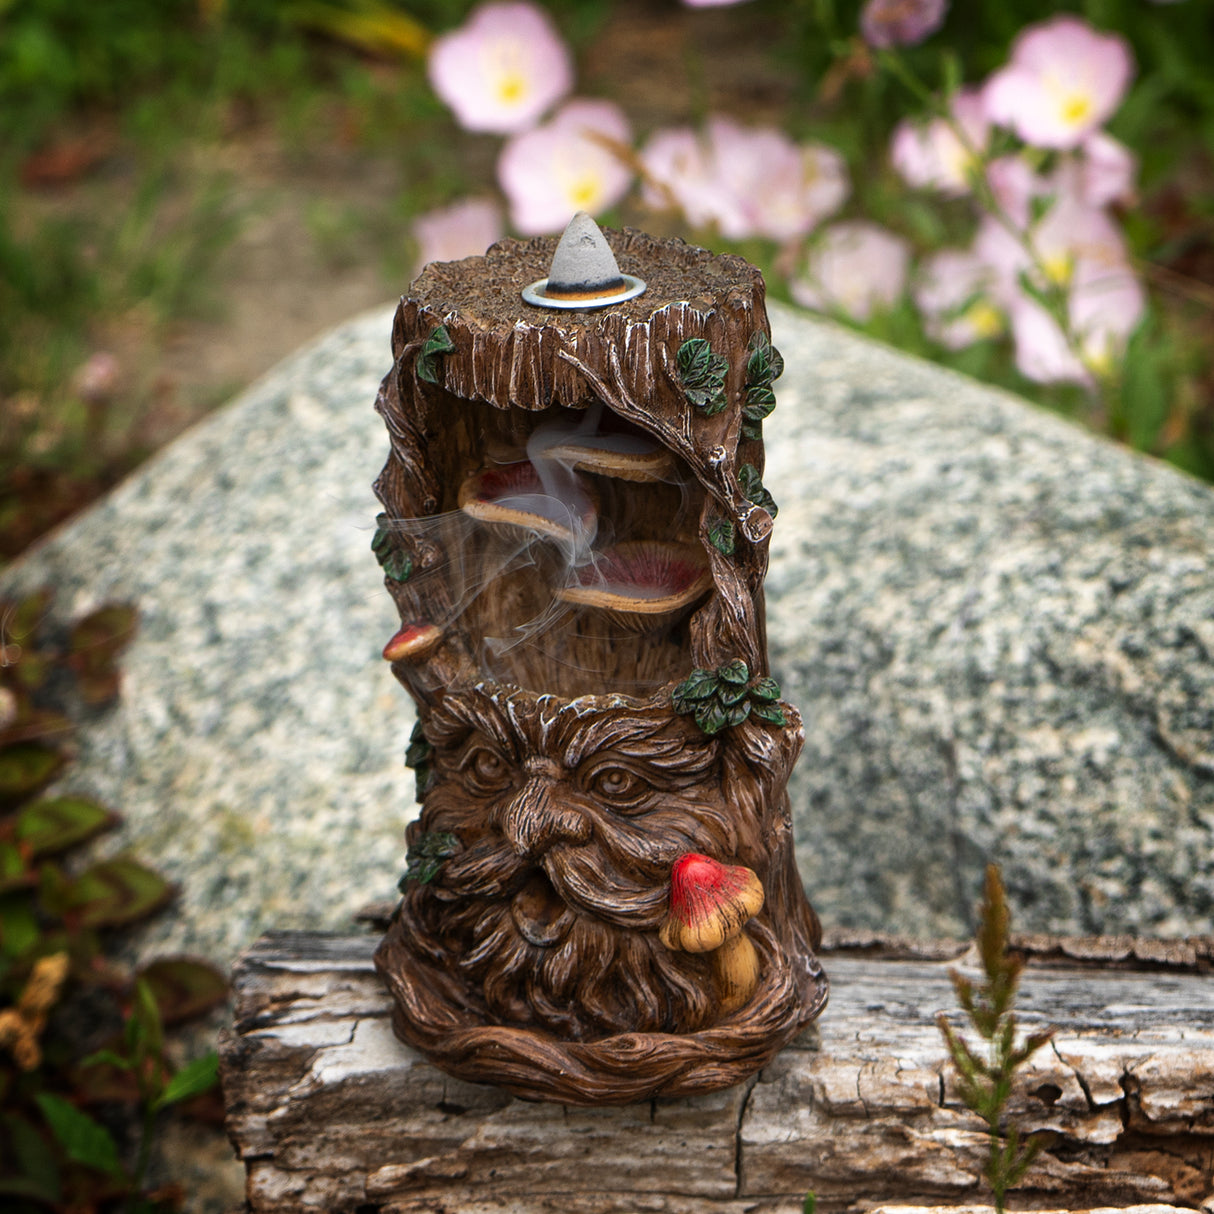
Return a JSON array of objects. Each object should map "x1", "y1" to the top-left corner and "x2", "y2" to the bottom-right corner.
[
  {"x1": 965, "y1": 301, "x2": 1004, "y2": 339},
  {"x1": 1060, "y1": 92, "x2": 1093, "y2": 128},
  {"x1": 1042, "y1": 252, "x2": 1074, "y2": 287},
  {"x1": 568, "y1": 176, "x2": 601, "y2": 210},
  {"x1": 495, "y1": 71, "x2": 526, "y2": 106}
]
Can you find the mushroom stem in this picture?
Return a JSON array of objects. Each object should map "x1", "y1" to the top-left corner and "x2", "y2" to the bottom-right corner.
[{"x1": 712, "y1": 930, "x2": 760, "y2": 1015}]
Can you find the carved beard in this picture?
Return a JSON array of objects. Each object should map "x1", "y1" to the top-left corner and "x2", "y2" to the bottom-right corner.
[{"x1": 403, "y1": 687, "x2": 773, "y2": 1040}]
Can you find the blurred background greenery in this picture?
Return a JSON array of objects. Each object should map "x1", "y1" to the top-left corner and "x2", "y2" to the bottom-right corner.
[{"x1": 2, "y1": 0, "x2": 1212, "y2": 563}]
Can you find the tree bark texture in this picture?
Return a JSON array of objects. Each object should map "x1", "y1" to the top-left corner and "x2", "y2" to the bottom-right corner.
[{"x1": 220, "y1": 931, "x2": 1214, "y2": 1213}]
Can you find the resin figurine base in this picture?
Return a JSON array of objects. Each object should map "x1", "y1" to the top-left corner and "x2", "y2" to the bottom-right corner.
[{"x1": 371, "y1": 222, "x2": 826, "y2": 1104}]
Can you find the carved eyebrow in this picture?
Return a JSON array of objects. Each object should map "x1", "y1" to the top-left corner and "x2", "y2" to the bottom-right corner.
[
  {"x1": 561, "y1": 712, "x2": 718, "y2": 777},
  {"x1": 426, "y1": 694, "x2": 522, "y2": 761}
]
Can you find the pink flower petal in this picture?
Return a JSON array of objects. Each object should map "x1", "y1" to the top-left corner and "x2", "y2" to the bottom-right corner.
[
  {"x1": 497, "y1": 99, "x2": 633, "y2": 235},
  {"x1": 428, "y1": 2, "x2": 573, "y2": 134},
  {"x1": 981, "y1": 16, "x2": 1133, "y2": 149},
  {"x1": 412, "y1": 198, "x2": 504, "y2": 273},
  {"x1": 791, "y1": 221, "x2": 910, "y2": 321},
  {"x1": 891, "y1": 89, "x2": 988, "y2": 195},
  {"x1": 913, "y1": 249, "x2": 1005, "y2": 348}
]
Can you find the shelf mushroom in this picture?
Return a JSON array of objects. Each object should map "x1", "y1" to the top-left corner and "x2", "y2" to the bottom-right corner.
[
  {"x1": 659, "y1": 852, "x2": 765, "y2": 1016},
  {"x1": 382, "y1": 622, "x2": 442, "y2": 663}
]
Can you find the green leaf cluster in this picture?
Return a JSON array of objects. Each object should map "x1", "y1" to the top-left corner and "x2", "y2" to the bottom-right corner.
[
  {"x1": 399, "y1": 830, "x2": 459, "y2": 888},
  {"x1": 741, "y1": 332, "x2": 784, "y2": 441},
  {"x1": 0, "y1": 590, "x2": 225, "y2": 1210},
  {"x1": 937, "y1": 864, "x2": 1054, "y2": 1212},
  {"x1": 371, "y1": 513, "x2": 413, "y2": 583},
  {"x1": 404, "y1": 718, "x2": 434, "y2": 801},
  {"x1": 670, "y1": 661, "x2": 786, "y2": 735},
  {"x1": 676, "y1": 337, "x2": 729, "y2": 417},
  {"x1": 738, "y1": 463, "x2": 778, "y2": 518},
  {"x1": 706, "y1": 516, "x2": 736, "y2": 557},
  {"x1": 416, "y1": 324, "x2": 456, "y2": 385}
]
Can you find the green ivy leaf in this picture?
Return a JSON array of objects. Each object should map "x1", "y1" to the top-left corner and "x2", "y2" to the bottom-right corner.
[
  {"x1": 400, "y1": 830, "x2": 460, "y2": 888},
  {"x1": 674, "y1": 668, "x2": 719, "y2": 702},
  {"x1": 153, "y1": 1051, "x2": 219, "y2": 1111},
  {"x1": 676, "y1": 337, "x2": 729, "y2": 416},
  {"x1": 15, "y1": 797, "x2": 116, "y2": 859},
  {"x1": 417, "y1": 324, "x2": 456, "y2": 385},
  {"x1": 707, "y1": 518, "x2": 735, "y2": 556},
  {"x1": 723, "y1": 699, "x2": 753, "y2": 727},
  {"x1": 746, "y1": 332, "x2": 784, "y2": 386},
  {"x1": 718, "y1": 659, "x2": 750, "y2": 685},
  {"x1": 371, "y1": 514, "x2": 392, "y2": 553},
  {"x1": 719, "y1": 681, "x2": 750, "y2": 707},
  {"x1": 404, "y1": 721, "x2": 432, "y2": 770},
  {"x1": 743, "y1": 387, "x2": 777, "y2": 414},
  {"x1": 693, "y1": 701, "x2": 729, "y2": 735},
  {"x1": 35, "y1": 1094, "x2": 124, "y2": 1178},
  {"x1": 750, "y1": 702, "x2": 787, "y2": 727},
  {"x1": 750, "y1": 676, "x2": 781, "y2": 702},
  {"x1": 738, "y1": 463, "x2": 778, "y2": 518},
  {"x1": 381, "y1": 551, "x2": 413, "y2": 582}
]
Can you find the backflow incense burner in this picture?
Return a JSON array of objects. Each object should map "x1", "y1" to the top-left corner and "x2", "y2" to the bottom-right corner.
[{"x1": 372, "y1": 214, "x2": 826, "y2": 1104}]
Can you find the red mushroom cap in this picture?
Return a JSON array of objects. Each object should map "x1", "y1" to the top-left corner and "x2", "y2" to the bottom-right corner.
[
  {"x1": 659, "y1": 852, "x2": 764, "y2": 953},
  {"x1": 382, "y1": 622, "x2": 442, "y2": 663}
]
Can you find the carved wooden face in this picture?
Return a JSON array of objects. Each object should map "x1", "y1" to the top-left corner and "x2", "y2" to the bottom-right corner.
[{"x1": 405, "y1": 687, "x2": 778, "y2": 1039}]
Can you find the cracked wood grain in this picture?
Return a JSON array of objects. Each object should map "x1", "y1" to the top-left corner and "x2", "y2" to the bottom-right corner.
[{"x1": 221, "y1": 932, "x2": 1214, "y2": 1212}]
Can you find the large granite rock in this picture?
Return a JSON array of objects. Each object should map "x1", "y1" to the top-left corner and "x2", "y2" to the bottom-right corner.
[{"x1": 2, "y1": 301, "x2": 1212, "y2": 959}]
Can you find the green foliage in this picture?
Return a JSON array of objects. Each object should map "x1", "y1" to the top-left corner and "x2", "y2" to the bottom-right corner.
[
  {"x1": 404, "y1": 718, "x2": 434, "y2": 802},
  {"x1": 741, "y1": 331, "x2": 784, "y2": 441},
  {"x1": 372, "y1": 513, "x2": 413, "y2": 582},
  {"x1": 676, "y1": 337, "x2": 730, "y2": 417},
  {"x1": 738, "y1": 463, "x2": 778, "y2": 519},
  {"x1": 937, "y1": 864, "x2": 1054, "y2": 1212},
  {"x1": 416, "y1": 324, "x2": 456, "y2": 385},
  {"x1": 0, "y1": 590, "x2": 226, "y2": 1210},
  {"x1": 399, "y1": 829, "x2": 460, "y2": 888},
  {"x1": 671, "y1": 662, "x2": 787, "y2": 735},
  {"x1": 707, "y1": 516, "x2": 736, "y2": 557}
]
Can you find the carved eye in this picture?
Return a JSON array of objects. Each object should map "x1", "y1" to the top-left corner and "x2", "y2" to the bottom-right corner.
[
  {"x1": 587, "y1": 764, "x2": 649, "y2": 809},
  {"x1": 460, "y1": 745, "x2": 513, "y2": 795}
]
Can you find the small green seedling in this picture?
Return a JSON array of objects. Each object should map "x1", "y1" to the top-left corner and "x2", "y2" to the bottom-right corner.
[{"x1": 937, "y1": 864, "x2": 1053, "y2": 1213}]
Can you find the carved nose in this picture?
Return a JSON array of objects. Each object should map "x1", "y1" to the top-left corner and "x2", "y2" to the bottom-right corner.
[{"x1": 495, "y1": 776, "x2": 591, "y2": 858}]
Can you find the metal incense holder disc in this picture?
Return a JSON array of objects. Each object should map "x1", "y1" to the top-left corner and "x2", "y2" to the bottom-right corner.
[{"x1": 370, "y1": 215, "x2": 825, "y2": 1105}]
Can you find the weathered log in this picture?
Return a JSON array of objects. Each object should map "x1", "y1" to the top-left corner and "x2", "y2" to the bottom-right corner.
[{"x1": 220, "y1": 932, "x2": 1214, "y2": 1213}]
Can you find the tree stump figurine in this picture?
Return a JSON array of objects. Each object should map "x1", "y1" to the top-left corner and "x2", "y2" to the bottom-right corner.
[{"x1": 371, "y1": 214, "x2": 826, "y2": 1105}]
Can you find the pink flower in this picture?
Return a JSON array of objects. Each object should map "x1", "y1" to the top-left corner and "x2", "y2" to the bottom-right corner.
[
  {"x1": 427, "y1": 2, "x2": 573, "y2": 134},
  {"x1": 1008, "y1": 254, "x2": 1144, "y2": 386},
  {"x1": 913, "y1": 249, "x2": 1005, "y2": 349},
  {"x1": 412, "y1": 199, "x2": 504, "y2": 273},
  {"x1": 1077, "y1": 131, "x2": 1137, "y2": 207},
  {"x1": 984, "y1": 155, "x2": 1048, "y2": 229},
  {"x1": 982, "y1": 16, "x2": 1134, "y2": 149},
  {"x1": 641, "y1": 118, "x2": 848, "y2": 241},
  {"x1": 791, "y1": 222, "x2": 911, "y2": 321},
  {"x1": 497, "y1": 99, "x2": 632, "y2": 235},
  {"x1": 860, "y1": 0, "x2": 948, "y2": 48},
  {"x1": 890, "y1": 89, "x2": 988, "y2": 196}
]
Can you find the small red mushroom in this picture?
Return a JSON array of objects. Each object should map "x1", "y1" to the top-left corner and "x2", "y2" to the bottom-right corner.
[
  {"x1": 382, "y1": 622, "x2": 441, "y2": 663},
  {"x1": 659, "y1": 852, "x2": 764, "y2": 1015}
]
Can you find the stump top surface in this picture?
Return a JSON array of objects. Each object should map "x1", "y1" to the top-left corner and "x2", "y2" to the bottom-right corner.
[{"x1": 408, "y1": 227, "x2": 762, "y2": 332}]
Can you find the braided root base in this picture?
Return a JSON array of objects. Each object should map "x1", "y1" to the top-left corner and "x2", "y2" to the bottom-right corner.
[{"x1": 374, "y1": 913, "x2": 827, "y2": 1106}]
